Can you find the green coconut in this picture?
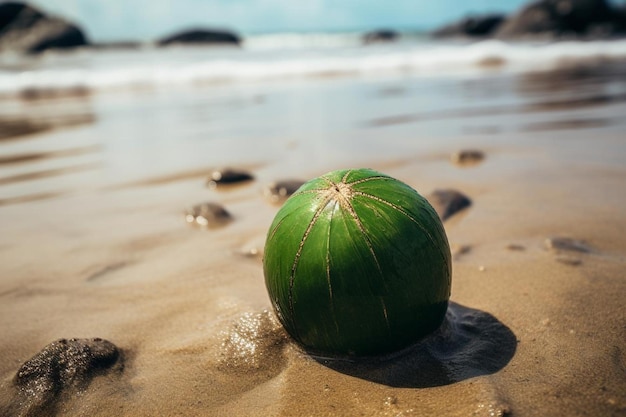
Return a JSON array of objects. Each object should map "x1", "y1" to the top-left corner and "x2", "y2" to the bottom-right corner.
[{"x1": 263, "y1": 168, "x2": 451, "y2": 356}]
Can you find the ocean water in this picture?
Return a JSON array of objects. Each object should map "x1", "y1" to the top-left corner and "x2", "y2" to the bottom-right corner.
[
  {"x1": 1, "y1": 33, "x2": 626, "y2": 205},
  {"x1": 1, "y1": 33, "x2": 626, "y2": 96}
]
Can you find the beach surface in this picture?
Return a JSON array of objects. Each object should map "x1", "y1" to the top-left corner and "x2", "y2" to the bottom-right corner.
[{"x1": 1, "y1": 59, "x2": 626, "y2": 416}]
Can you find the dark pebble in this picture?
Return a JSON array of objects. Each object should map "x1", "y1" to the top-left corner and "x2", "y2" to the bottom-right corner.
[
  {"x1": 15, "y1": 338, "x2": 119, "y2": 391},
  {"x1": 451, "y1": 150, "x2": 485, "y2": 167},
  {"x1": 262, "y1": 180, "x2": 305, "y2": 204},
  {"x1": 427, "y1": 189, "x2": 472, "y2": 222},
  {"x1": 506, "y1": 244, "x2": 526, "y2": 251},
  {"x1": 185, "y1": 202, "x2": 232, "y2": 228},
  {"x1": 206, "y1": 168, "x2": 254, "y2": 189}
]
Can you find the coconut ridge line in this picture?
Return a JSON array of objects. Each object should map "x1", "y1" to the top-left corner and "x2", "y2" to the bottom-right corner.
[
  {"x1": 351, "y1": 189, "x2": 451, "y2": 288},
  {"x1": 271, "y1": 169, "x2": 449, "y2": 343},
  {"x1": 286, "y1": 190, "x2": 334, "y2": 340}
]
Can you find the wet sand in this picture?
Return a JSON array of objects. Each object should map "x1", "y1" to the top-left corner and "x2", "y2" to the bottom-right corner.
[{"x1": 0, "y1": 67, "x2": 626, "y2": 416}]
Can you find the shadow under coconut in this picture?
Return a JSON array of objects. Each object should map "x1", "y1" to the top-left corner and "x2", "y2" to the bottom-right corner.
[{"x1": 313, "y1": 302, "x2": 516, "y2": 388}]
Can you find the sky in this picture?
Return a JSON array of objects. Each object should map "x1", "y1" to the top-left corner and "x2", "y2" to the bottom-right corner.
[{"x1": 17, "y1": 0, "x2": 586, "y2": 41}]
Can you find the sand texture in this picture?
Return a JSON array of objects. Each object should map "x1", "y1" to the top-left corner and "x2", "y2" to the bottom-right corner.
[{"x1": 1, "y1": 66, "x2": 626, "y2": 416}]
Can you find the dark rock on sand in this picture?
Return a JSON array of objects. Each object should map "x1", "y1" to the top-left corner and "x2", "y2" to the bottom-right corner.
[
  {"x1": 427, "y1": 189, "x2": 472, "y2": 222},
  {"x1": 496, "y1": 0, "x2": 626, "y2": 39},
  {"x1": 8, "y1": 338, "x2": 120, "y2": 415},
  {"x1": 207, "y1": 168, "x2": 254, "y2": 189},
  {"x1": 157, "y1": 28, "x2": 241, "y2": 46},
  {"x1": 451, "y1": 149, "x2": 485, "y2": 167},
  {"x1": 15, "y1": 338, "x2": 120, "y2": 391},
  {"x1": 0, "y1": 2, "x2": 88, "y2": 54},
  {"x1": 185, "y1": 202, "x2": 232, "y2": 228},
  {"x1": 432, "y1": 14, "x2": 505, "y2": 38},
  {"x1": 363, "y1": 29, "x2": 398, "y2": 44},
  {"x1": 262, "y1": 179, "x2": 305, "y2": 204}
]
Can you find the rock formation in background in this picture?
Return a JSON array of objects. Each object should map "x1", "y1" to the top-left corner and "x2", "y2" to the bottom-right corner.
[
  {"x1": 432, "y1": 14, "x2": 505, "y2": 38},
  {"x1": 432, "y1": 0, "x2": 626, "y2": 39},
  {"x1": 496, "y1": 0, "x2": 625, "y2": 38},
  {"x1": 0, "y1": 1, "x2": 88, "y2": 54},
  {"x1": 157, "y1": 28, "x2": 241, "y2": 47},
  {"x1": 363, "y1": 29, "x2": 399, "y2": 44}
]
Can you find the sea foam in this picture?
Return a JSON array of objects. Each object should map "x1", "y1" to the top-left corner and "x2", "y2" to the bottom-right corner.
[{"x1": 1, "y1": 38, "x2": 626, "y2": 97}]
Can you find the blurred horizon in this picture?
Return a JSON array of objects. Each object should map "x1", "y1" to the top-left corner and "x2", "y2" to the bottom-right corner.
[{"x1": 23, "y1": 0, "x2": 535, "y2": 41}]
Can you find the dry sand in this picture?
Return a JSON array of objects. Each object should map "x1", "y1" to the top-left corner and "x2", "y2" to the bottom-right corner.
[{"x1": 0, "y1": 72, "x2": 625, "y2": 416}]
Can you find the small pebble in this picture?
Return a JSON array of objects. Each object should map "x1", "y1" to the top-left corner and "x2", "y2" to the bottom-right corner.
[
  {"x1": 237, "y1": 236, "x2": 265, "y2": 259},
  {"x1": 382, "y1": 395, "x2": 398, "y2": 407},
  {"x1": 262, "y1": 180, "x2": 305, "y2": 204},
  {"x1": 244, "y1": 247, "x2": 259, "y2": 256},
  {"x1": 206, "y1": 168, "x2": 254, "y2": 189},
  {"x1": 238, "y1": 247, "x2": 262, "y2": 259},
  {"x1": 185, "y1": 202, "x2": 232, "y2": 228},
  {"x1": 427, "y1": 189, "x2": 472, "y2": 222},
  {"x1": 506, "y1": 244, "x2": 526, "y2": 251},
  {"x1": 451, "y1": 150, "x2": 485, "y2": 167}
]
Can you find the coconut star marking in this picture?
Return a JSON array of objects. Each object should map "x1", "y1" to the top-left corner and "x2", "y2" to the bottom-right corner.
[{"x1": 263, "y1": 168, "x2": 452, "y2": 356}]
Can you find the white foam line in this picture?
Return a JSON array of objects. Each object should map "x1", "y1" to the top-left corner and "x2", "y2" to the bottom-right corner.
[{"x1": 1, "y1": 39, "x2": 625, "y2": 96}]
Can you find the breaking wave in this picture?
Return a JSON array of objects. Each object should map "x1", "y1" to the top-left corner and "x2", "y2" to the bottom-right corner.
[{"x1": 1, "y1": 36, "x2": 626, "y2": 97}]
